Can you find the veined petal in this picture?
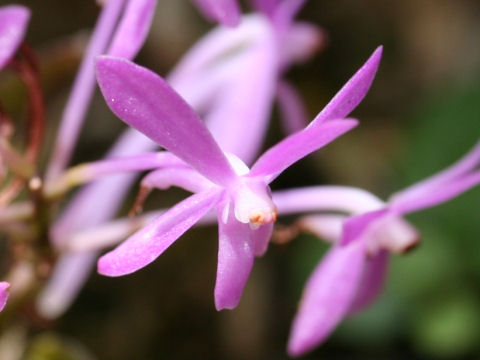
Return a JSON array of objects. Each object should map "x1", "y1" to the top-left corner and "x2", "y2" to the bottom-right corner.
[
  {"x1": 309, "y1": 46, "x2": 382, "y2": 127},
  {"x1": 96, "y1": 56, "x2": 237, "y2": 186},
  {"x1": 191, "y1": 0, "x2": 240, "y2": 27},
  {"x1": 107, "y1": 0, "x2": 157, "y2": 59},
  {"x1": 249, "y1": 118, "x2": 358, "y2": 182},
  {"x1": 0, "y1": 281, "x2": 10, "y2": 312},
  {"x1": 215, "y1": 202, "x2": 255, "y2": 310},
  {"x1": 287, "y1": 239, "x2": 366, "y2": 357},
  {"x1": 252, "y1": 222, "x2": 273, "y2": 256},
  {"x1": 98, "y1": 189, "x2": 222, "y2": 277},
  {"x1": 348, "y1": 250, "x2": 389, "y2": 314},
  {"x1": 0, "y1": 5, "x2": 30, "y2": 70}
]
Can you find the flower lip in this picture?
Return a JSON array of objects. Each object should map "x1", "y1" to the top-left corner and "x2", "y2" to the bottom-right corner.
[
  {"x1": 249, "y1": 208, "x2": 277, "y2": 227},
  {"x1": 231, "y1": 177, "x2": 277, "y2": 228}
]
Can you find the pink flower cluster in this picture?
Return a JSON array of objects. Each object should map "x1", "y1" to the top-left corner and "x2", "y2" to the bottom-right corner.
[{"x1": 0, "y1": 0, "x2": 478, "y2": 357}]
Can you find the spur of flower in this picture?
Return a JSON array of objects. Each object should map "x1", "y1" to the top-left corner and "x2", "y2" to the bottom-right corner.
[
  {"x1": 94, "y1": 46, "x2": 382, "y2": 310},
  {"x1": 275, "y1": 140, "x2": 480, "y2": 356}
]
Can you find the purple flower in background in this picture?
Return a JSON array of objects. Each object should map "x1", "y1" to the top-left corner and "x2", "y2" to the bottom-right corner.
[
  {"x1": 36, "y1": 0, "x2": 158, "y2": 318},
  {"x1": 94, "y1": 54, "x2": 362, "y2": 310},
  {"x1": 0, "y1": 5, "x2": 30, "y2": 70},
  {"x1": 190, "y1": 0, "x2": 308, "y2": 27},
  {"x1": 281, "y1": 140, "x2": 480, "y2": 356},
  {"x1": 46, "y1": 0, "x2": 157, "y2": 180},
  {"x1": 0, "y1": 281, "x2": 10, "y2": 312},
  {"x1": 191, "y1": 0, "x2": 241, "y2": 27}
]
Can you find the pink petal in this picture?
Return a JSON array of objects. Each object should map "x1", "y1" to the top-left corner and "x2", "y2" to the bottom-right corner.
[
  {"x1": 248, "y1": 0, "x2": 278, "y2": 18},
  {"x1": 107, "y1": 0, "x2": 157, "y2": 59},
  {"x1": 287, "y1": 239, "x2": 366, "y2": 357},
  {"x1": 96, "y1": 56, "x2": 237, "y2": 186},
  {"x1": 74, "y1": 151, "x2": 187, "y2": 184},
  {"x1": 191, "y1": 0, "x2": 240, "y2": 27},
  {"x1": 252, "y1": 222, "x2": 273, "y2": 256},
  {"x1": 296, "y1": 214, "x2": 346, "y2": 243},
  {"x1": 272, "y1": 0, "x2": 307, "y2": 29},
  {"x1": 45, "y1": 0, "x2": 125, "y2": 180},
  {"x1": 273, "y1": 186, "x2": 384, "y2": 216},
  {"x1": 341, "y1": 209, "x2": 389, "y2": 246},
  {"x1": 0, "y1": 5, "x2": 30, "y2": 70},
  {"x1": 0, "y1": 281, "x2": 10, "y2": 312},
  {"x1": 205, "y1": 34, "x2": 278, "y2": 164},
  {"x1": 36, "y1": 253, "x2": 96, "y2": 319},
  {"x1": 310, "y1": 46, "x2": 383, "y2": 127},
  {"x1": 142, "y1": 166, "x2": 214, "y2": 193},
  {"x1": 348, "y1": 250, "x2": 389, "y2": 314},
  {"x1": 276, "y1": 80, "x2": 309, "y2": 135},
  {"x1": 214, "y1": 202, "x2": 254, "y2": 310},
  {"x1": 98, "y1": 189, "x2": 222, "y2": 277},
  {"x1": 391, "y1": 171, "x2": 480, "y2": 215},
  {"x1": 249, "y1": 118, "x2": 358, "y2": 182},
  {"x1": 390, "y1": 140, "x2": 480, "y2": 208}
]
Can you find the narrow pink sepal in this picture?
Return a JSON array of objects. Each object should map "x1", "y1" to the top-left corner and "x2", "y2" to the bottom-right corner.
[
  {"x1": 214, "y1": 202, "x2": 254, "y2": 310},
  {"x1": 107, "y1": 0, "x2": 157, "y2": 59},
  {"x1": 310, "y1": 46, "x2": 383, "y2": 127},
  {"x1": 252, "y1": 222, "x2": 273, "y2": 256},
  {"x1": 391, "y1": 171, "x2": 480, "y2": 215},
  {"x1": 348, "y1": 250, "x2": 389, "y2": 314},
  {"x1": 96, "y1": 56, "x2": 237, "y2": 186},
  {"x1": 277, "y1": 80, "x2": 309, "y2": 135},
  {"x1": 287, "y1": 239, "x2": 366, "y2": 357},
  {"x1": 142, "y1": 167, "x2": 213, "y2": 193},
  {"x1": 249, "y1": 118, "x2": 358, "y2": 182},
  {"x1": 0, "y1": 5, "x2": 30, "y2": 70},
  {"x1": 391, "y1": 141, "x2": 480, "y2": 204},
  {"x1": 0, "y1": 281, "x2": 10, "y2": 312},
  {"x1": 98, "y1": 189, "x2": 222, "y2": 277},
  {"x1": 191, "y1": 0, "x2": 240, "y2": 27}
]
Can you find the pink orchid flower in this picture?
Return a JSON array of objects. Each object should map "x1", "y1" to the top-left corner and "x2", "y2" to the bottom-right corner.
[
  {"x1": 276, "y1": 140, "x2": 480, "y2": 356},
  {"x1": 93, "y1": 46, "x2": 382, "y2": 310}
]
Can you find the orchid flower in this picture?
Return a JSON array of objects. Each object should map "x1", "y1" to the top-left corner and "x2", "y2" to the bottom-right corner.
[
  {"x1": 276, "y1": 140, "x2": 480, "y2": 356},
  {"x1": 38, "y1": 7, "x2": 322, "y2": 317},
  {"x1": 0, "y1": 5, "x2": 30, "y2": 71},
  {"x1": 93, "y1": 46, "x2": 381, "y2": 310}
]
